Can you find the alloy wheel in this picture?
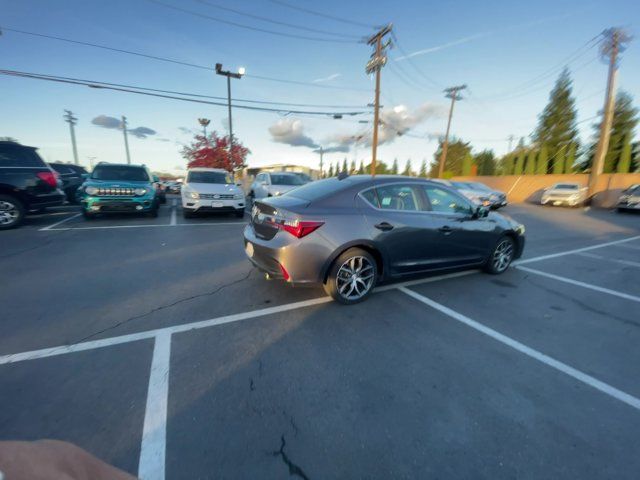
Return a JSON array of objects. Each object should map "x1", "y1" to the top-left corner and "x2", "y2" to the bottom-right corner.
[
  {"x1": 0, "y1": 200, "x2": 19, "y2": 226},
  {"x1": 336, "y1": 256, "x2": 375, "y2": 301},
  {"x1": 492, "y1": 238, "x2": 514, "y2": 273}
]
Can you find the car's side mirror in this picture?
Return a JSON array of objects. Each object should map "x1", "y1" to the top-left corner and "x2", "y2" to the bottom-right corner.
[
  {"x1": 473, "y1": 206, "x2": 489, "y2": 219},
  {"x1": 236, "y1": 182, "x2": 243, "y2": 187}
]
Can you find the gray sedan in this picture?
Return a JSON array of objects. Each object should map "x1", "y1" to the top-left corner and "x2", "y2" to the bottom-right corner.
[{"x1": 244, "y1": 176, "x2": 526, "y2": 304}]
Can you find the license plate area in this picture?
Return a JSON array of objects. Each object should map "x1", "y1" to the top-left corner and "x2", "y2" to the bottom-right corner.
[{"x1": 212, "y1": 201, "x2": 224, "y2": 208}]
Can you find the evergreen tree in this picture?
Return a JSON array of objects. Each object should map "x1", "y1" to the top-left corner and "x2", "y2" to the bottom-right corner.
[
  {"x1": 433, "y1": 139, "x2": 472, "y2": 176},
  {"x1": 357, "y1": 160, "x2": 365, "y2": 174},
  {"x1": 513, "y1": 150, "x2": 526, "y2": 175},
  {"x1": 533, "y1": 68, "x2": 579, "y2": 162},
  {"x1": 328, "y1": 163, "x2": 334, "y2": 177},
  {"x1": 565, "y1": 143, "x2": 577, "y2": 173},
  {"x1": 592, "y1": 91, "x2": 639, "y2": 173},
  {"x1": 617, "y1": 134, "x2": 633, "y2": 173},
  {"x1": 364, "y1": 161, "x2": 389, "y2": 175},
  {"x1": 402, "y1": 159, "x2": 413, "y2": 176},
  {"x1": 552, "y1": 145, "x2": 566, "y2": 174},
  {"x1": 391, "y1": 158, "x2": 399, "y2": 174},
  {"x1": 418, "y1": 159, "x2": 428, "y2": 177},
  {"x1": 525, "y1": 150, "x2": 536, "y2": 175},
  {"x1": 499, "y1": 154, "x2": 514, "y2": 175},
  {"x1": 350, "y1": 159, "x2": 356, "y2": 173},
  {"x1": 536, "y1": 146, "x2": 549, "y2": 174},
  {"x1": 341, "y1": 158, "x2": 348, "y2": 174},
  {"x1": 461, "y1": 153, "x2": 473, "y2": 176},
  {"x1": 474, "y1": 150, "x2": 496, "y2": 176}
]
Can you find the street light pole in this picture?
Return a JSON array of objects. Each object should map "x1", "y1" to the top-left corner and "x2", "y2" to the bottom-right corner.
[
  {"x1": 198, "y1": 118, "x2": 211, "y2": 138},
  {"x1": 216, "y1": 63, "x2": 245, "y2": 163}
]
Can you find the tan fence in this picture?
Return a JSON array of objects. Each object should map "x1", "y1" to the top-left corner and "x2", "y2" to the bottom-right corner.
[{"x1": 452, "y1": 173, "x2": 640, "y2": 208}]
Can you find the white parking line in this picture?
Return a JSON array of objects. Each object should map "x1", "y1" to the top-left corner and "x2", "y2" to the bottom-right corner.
[
  {"x1": 138, "y1": 331, "x2": 172, "y2": 480},
  {"x1": 514, "y1": 235, "x2": 640, "y2": 265},
  {"x1": 169, "y1": 199, "x2": 177, "y2": 226},
  {"x1": 398, "y1": 286, "x2": 640, "y2": 412},
  {"x1": 517, "y1": 266, "x2": 640, "y2": 303},
  {"x1": 576, "y1": 251, "x2": 640, "y2": 268},
  {"x1": 615, "y1": 243, "x2": 640, "y2": 251},
  {"x1": 38, "y1": 213, "x2": 81, "y2": 231}
]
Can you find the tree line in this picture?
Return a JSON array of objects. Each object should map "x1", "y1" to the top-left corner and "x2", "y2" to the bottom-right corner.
[{"x1": 323, "y1": 68, "x2": 639, "y2": 178}]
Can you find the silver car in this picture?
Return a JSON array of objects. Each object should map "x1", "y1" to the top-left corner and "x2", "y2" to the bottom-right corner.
[
  {"x1": 243, "y1": 176, "x2": 526, "y2": 304},
  {"x1": 541, "y1": 182, "x2": 587, "y2": 207},
  {"x1": 249, "y1": 171, "x2": 306, "y2": 199},
  {"x1": 616, "y1": 184, "x2": 640, "y2": 212}
]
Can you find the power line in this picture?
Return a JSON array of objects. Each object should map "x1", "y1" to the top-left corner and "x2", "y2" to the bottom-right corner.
[
  {"x1": 390, "y1": 32, "x2": 443, "y2": 89},
  {"x1": 267, "y1": 0, "x2": 375, "y2": 29},
  {"x1": 193, "y1": 0, "x2": 361, "y2": 39},
  {"x1": 0, "y1": 26, "x2": 370, "y2": 92},
  {"x1": 0, "y1": 69, "x2": 368, "y2": 116},
  {"x1": 145, "y1": 0, "x2": 359, "y2": 43}
]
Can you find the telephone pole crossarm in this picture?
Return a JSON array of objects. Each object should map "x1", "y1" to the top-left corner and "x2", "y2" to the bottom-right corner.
[{"x1": 437, "y1": 84, "x2": 467, "y2": 178}]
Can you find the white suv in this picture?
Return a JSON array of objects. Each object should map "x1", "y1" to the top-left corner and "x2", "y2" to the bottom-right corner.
[
  {"x1": 249, "y1": 171, "x2": 306, "y2": 199},
  {"x1": 181, "y1": 168, "x2": 245, "y2": 218}
]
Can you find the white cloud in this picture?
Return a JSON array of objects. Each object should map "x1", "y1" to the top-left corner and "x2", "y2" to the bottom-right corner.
[{"x1": 268, "y1": 119, "x2": 318, "y2": 148}]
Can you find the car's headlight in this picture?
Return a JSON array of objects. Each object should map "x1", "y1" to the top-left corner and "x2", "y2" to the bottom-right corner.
[
  {"x1": 233, "y1": 193, "x2": 244, "y2": 200},
  {"x1": 187, "y1": 191, "x2": 199, "y2": 199},
  {"x1": 274, "y1": 191, "x2": 282, "y2": 196},
  {"x1": 85, "y1": 186, "x2": 98, "y2": 196},
  {"x1": 134, "y1": 187, "x2": 147, "y2": 196},
  {"x1": 516, "y1": 224, "x2": 525, "y2": 235}
]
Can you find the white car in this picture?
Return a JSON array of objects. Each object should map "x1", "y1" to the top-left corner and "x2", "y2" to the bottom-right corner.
[
  {"x1": 249, "y1": 171, "x2": 306, "y2": 199},
  {"x1": 541, "y1": 182, "x2": 587, "y2": 207},
  {"x1": 181, "y1": 168, "x2": 245, "y2": 218}
]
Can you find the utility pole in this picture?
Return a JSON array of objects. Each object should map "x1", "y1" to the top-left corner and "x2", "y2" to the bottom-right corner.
[
  {"x1": 63, "y1": 110, "x2": 79, "y2": 165},
  {"x1": 507, "y1": 134, "x2": 515, "y2": 152},
  {"x1": 319, "y1": 146, "x2": 324, "y2": 178},
  {"x1": 198, "y1": 118, "x2": 211, "y2": 138},
  {"x1": 365, "y1": 24, "x2": 392, "y2": 177},
  {"x1": 588, "y1": 28, "x2": 631, "y2": 200},
  {"x1": 216, "y1": 63, "x2": 245, "y2": 161},
  {"x1": 87, "y1": 156, "x2": 96, "y2": 169},
  {"x1": 121, "y1": 115, "x2": 131, "y2": 164},
  {"x1": 437, "y1": 84, "x2": 467, "y2": 178}
]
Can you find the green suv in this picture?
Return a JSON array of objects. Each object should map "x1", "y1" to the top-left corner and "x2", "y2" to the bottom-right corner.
[{"x1": 79, "y1": 163, "x2": 159, "y2": 219}]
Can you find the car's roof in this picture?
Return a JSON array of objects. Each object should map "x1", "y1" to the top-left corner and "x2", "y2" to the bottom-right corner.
[
  {"x1": 95, "y1": 163, "x2": 146, "y2": 168},
  {"x1": 0, "y1": 141, "x2": 36, "y2": 149},
  {"x1": 265, "y1": 171, "x2": 299, "y2": 176},
  {"x1": 552, "y1": 182, "x2": 581, "y2": 186}
]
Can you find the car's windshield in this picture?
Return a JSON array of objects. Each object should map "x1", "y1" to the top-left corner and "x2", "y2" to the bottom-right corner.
[
  {"x1": 270, "y1": 174, "x2": 305, "y2": 186},
  {"x1": 91, "y1": 165, "x2": 149, "y2": 181},
  {"x1": 554, "y1": 184, "x2": 579, "y2": 190},
  {"x1": 187, "y1": 171, "x2": 232, "y2": 184}
]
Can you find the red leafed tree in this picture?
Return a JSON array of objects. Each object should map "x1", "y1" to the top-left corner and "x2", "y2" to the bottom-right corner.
[{"x1": 181, "y1": 131, "x2": 250, "y2": 171}]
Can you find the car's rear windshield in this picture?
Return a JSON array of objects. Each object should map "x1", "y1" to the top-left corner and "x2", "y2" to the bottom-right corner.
[
  {"x1": 285, "y1": 177, "x2": 353, "y2": 201},
  {"x1": 188, "y1": 171, "x2": 231, "y2": 184},
  {"x1": 555, "y1": 184, "x2": 579, "y2": 190},
  {"x1": 91, "y1": 166, "x2": 149, "y2": 181},
  {"x1": 0, "y1": 144, "x2": 46, "y2": 167},
  {"x1": 271, "y1": 174, "x2": 305, "y2": 186},
  {"x1": 468, "y1": 182, "x2": 491, "y2": 191}
]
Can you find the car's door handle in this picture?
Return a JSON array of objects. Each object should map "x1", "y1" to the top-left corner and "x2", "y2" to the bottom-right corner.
[
  {"x1": 438, "y1": 225, "x2": 453, "y2": 234},
  {"x1": 374, "y1": 222, "x2": 394, "y2": 231}
]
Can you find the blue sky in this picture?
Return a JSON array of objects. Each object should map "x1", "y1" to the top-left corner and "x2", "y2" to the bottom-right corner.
[{"x1": 1, "y1": 0, "x2": 638, "y2": 174}]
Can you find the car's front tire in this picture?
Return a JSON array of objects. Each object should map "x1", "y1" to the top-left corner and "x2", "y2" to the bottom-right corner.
[
  {"x1": 324, "y1": 248, "x2": 377, "y2": 305},
  {"x1": 484, "y1": 236, "x2": 515, "y2": 274},
  {"x1": 235, "y1": 209, "x2": 245, "y2": 218},
  {"x1": 0, "y1": 194, "x2": 25, "y2": 230},
  {"x1": 82, "y1": 209, "x2": 95, "y2": 220}
]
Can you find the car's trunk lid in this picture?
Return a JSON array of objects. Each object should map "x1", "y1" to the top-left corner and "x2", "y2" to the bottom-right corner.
[{"x1": 250, "y1": 196, "x2": 309, "y2": 240}]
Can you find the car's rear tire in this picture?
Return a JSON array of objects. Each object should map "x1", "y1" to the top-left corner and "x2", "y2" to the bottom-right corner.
[
  {"x1": 82, "y1": 209, "x2": 95, "y2": 220},
  {"x1": 235, "y1": 209, "x2": 245, "y2": 218},
  {"x1": 484, "y1": 236, "x2": 515, "y2": 274},
  {"x1": 324, "y1": 248, "x2": 377, "y2": 305},
  {"x1": 0, "y1": 194, "x2": 25, "y2": 230}
]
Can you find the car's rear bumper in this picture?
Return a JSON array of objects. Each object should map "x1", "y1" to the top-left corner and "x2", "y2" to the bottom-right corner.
[
  {"x1": 28, "y1": 190, "x2": 66, "y2": 208},
  {"x1": 243, "y1": 224, "x2": 330, "y2": 284}
]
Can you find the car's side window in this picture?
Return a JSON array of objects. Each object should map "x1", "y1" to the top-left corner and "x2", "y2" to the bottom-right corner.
[
  {"x1": 423, "y1": 185, "x2": 474, "y2": 215},
  {"x1": 360, "y1": 188, "x2": 379, "y2": 208},
  {"x1": 264, "y1": 174, "x2": 271, "y2": 185},
  {"x1": 374, "y1": 184, "x2": 422, "y2": 211}
]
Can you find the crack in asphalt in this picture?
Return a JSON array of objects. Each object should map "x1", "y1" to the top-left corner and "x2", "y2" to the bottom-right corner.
[
  {"x1": 71, "y1": 268, "x2": 254, "y2": 344},
  {"x1": 272, "y1": 435, "x2": 309, "y2": 480},
  {"x1": 524, "y1": 275, "x2": 640, "y2": 329}
]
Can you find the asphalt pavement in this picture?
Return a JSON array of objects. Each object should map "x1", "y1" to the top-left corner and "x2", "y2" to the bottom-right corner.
[{"x1": 1, "y1": 197, "x2": 639, "y2": 479}]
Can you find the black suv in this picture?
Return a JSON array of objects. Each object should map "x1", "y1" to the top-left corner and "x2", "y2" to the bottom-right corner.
[
  {"x1": 49, "y1": 162, "x2": 88, "y2": 203},
  {"x1": 0, "y1": 141, "x2": 65, "y2": 229}
]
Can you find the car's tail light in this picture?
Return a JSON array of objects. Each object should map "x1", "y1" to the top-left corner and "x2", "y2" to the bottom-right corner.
[
  {"x1": 37, "y1": 171, "x2": 58, "y2": 188},
  {"x1": 265, "y1": 209, "x2": 324, "y2": 238}
]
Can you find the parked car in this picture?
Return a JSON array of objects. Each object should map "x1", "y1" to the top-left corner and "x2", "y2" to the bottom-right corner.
[
  {"x1": 616, "y1": 184, "x2": 640, "y2": 212},
  {"x1": 541, "y1": 182, "x2": 587, "y2": 207},
  {"x1": 453, "y1": 181, "x2": 508, "y2": 209},
  {"x1": 77, "y1": 163, "x2": 159, "y2": 218},
  {"x1": 244, "y1": 175, "x2": 526, "y2": 304},
  {"x1": 181, "y1": 168, "x2": 245, "y2": 218},
  {"x1": 291, "y1": 172, "x2": 313, "y2": 184},
  {"x1": 249, "y1": 171, "x2": 306, "y2": 199},
  {"x1": 166, "y1": 181, "x2": 181, "y2": 194},
  {"x1": 49, "y1": 163, "x2": 88, "y2": 203},
  {"x1": 0, "y1": 141, "x2": 65, "y2": 229}
]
